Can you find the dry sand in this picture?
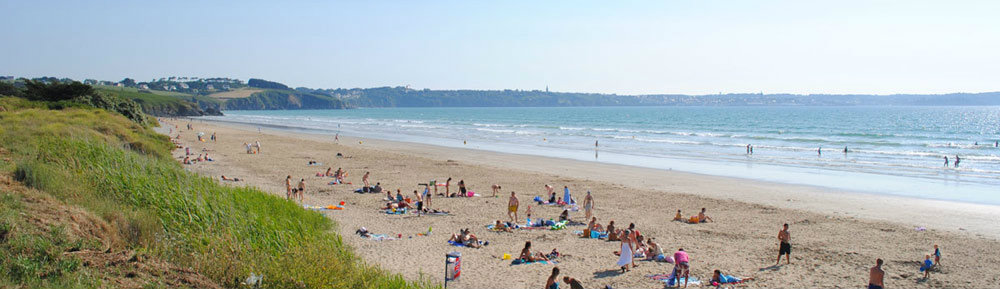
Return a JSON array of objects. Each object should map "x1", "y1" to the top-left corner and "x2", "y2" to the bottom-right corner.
[{"x1": 162, "y1": 119, "x2": 1000, "y2": 289}]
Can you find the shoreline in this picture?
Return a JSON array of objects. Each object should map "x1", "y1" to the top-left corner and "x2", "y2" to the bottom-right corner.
[
  {"x1": 170, "y1": 118, "x2": 1000, "y2": 288},
  {"x1": 197, "y1": 118, "x2": 1000, "y2": 240}
]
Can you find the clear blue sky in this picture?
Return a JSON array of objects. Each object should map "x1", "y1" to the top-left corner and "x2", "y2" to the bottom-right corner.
[{"x1": 2, "y1": 0, "x2": 998, "y2": 95}]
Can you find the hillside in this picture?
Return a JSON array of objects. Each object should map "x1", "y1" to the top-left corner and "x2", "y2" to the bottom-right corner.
[
  {"x1": 221, "y1": 89, "x2": 348, "y2": 110},
  {"x1": 0, "y1": 95, "x2": 429, "y2": 287},
  {"x1": 96, "y1": 87, "x2": 222, "y2": 116}
]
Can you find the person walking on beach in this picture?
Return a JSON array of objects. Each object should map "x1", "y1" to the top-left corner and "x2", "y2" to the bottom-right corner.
[
  {"x1": 954, "y1": 155, "x2": 960, "y2": 168},
  {"x1": 255, "y1": 140, "x2": 261, "y2": 154},
  {"x1": 285, "y1": 175, "x2": 292, "y2": 200},
  {"x1": 776, "y1": 223, "x2": 791, "y2": 265},
  {"x1": 616, "y1": 230, "x2": 634, "y2": 273},
  {"x1": 944, "y1": 156, "x2": 949, "y2": 167},
  {"x1": 869, "y1": 258, "x2": 884, "y2": 289},
  {"x1": 211, "y1": 132, "x2": 216, "y2": 142},
  {"x1": 583, "y1": 191, "x2": 594, "y2": 220},
  {"x1": 508, "y1": 192, "x2": 520, "y2": 223},
  {"x1": 362, "y1": 172, "x2": 370, "y2": 187}
]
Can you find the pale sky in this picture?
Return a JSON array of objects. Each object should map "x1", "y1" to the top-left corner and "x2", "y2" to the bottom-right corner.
[{"x1": 2, "y1": 0, "x2": 998, "y2": 95}]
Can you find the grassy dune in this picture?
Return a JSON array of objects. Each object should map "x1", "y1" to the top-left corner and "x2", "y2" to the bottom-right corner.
[{"x1": 0, "y1": 97, "x2": 432, "y2": 288}]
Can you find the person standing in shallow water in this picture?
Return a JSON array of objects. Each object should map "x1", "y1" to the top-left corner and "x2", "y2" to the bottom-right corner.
[{"x1": 944, "y1": 156, "x2": 949, "y2": 167}]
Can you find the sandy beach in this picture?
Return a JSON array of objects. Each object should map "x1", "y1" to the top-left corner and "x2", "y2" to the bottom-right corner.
[{"x1": 163, "y1": 118, "x2": 1000, "y2": 289}]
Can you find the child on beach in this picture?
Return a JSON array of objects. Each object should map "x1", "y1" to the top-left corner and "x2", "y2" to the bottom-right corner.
[
  {"x1": 920, "y1": 254, "x2": 933, "y2": 279},
  {"x1": 933, "y1": 244, "x2": 941, "y2": 265}
]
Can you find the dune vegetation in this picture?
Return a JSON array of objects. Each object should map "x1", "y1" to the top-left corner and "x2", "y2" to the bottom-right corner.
[{"x1": 0, "y1": 91, "x2": 433, "y2": 288}]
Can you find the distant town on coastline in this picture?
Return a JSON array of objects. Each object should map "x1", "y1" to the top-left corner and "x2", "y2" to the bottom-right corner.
[{"x1": 3, "y1": 75, "x2": 999, "y2": 117}]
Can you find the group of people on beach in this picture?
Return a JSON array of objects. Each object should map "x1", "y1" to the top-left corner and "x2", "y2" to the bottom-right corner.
[{"x1": 165, "y1": 119, "x2": 955, "y2": 288}]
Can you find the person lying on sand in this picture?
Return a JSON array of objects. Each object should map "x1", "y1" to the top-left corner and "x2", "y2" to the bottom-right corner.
[
  {"x1": 494, "y1": 220, "x2": 514, "y2": 232},
  {"x1": 449, "y1": 228, "x2": 483, "y2": 248},
  {"x1": 711, "y1": 269, "x2": 753, "y2": 287},
  {"x1": 220, "y1": 175, "x2": 241, "y2": 182},
  {"x1": 519, "y1": 241, "x2": 549, "y2": 262}
]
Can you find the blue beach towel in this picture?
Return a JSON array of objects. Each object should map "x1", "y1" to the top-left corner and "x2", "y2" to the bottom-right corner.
[
  {"x1": 385, "y1": 209, "x2": 406, "y2": 215},
  {"x1": 511, "y1": 259, "x2": 557, "y2": 265}
]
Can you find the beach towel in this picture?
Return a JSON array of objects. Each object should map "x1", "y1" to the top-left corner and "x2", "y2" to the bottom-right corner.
[
  {"x1": 661, "y1": 273, "x2": 701, "y2": 287},
  {"x1": 591, "y1": 230, "x2": 609, "y2": 239},
  {"x1": 448, "y1": 240, "x2": 466, "y2": 247},
  {"x1": 385, "y1": 209, "x2": 406, "y2": 215},
  {"x1": 367, "y1": 234, "x2": 394, "y2": 241},
  {"x1": 511, "y1": 259, "x2": 557, "y2": 265}
]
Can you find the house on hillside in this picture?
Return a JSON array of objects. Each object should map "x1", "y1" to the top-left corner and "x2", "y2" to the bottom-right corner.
[
  {"x1": 179, "y1": 83, "x2": 189, "y2": 89},
  {"x1": 162, "y1": 85, "x2": 170, "y2": 91},
  {"x1": 206, "y1": 84, "x2": 214, "y2": 90},
  {"x1": 139, "y1": 84, "x2": 149, "y2": 90}
]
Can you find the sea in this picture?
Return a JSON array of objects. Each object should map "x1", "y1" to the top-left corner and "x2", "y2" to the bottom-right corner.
[{"x1": 199, "y1": 106, "x2": 1000, "y2": 205}]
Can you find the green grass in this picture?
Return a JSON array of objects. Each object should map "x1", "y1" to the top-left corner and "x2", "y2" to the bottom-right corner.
[
  {"x1": 94, "y1": 87, "x2": 217, "y2": 116},
  {"x1": 0, "y1": 97, "x2": 434, "y2": 288}
]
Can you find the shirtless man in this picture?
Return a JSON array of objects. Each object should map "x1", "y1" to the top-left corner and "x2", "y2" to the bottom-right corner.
[
  {"x1": 698, "y1": 208, "x2": 714, "y2": 223},
  {"x1": 413, "y1": 190, "x2": 423, "y2": 215},
  {"x1": 285, "y1": 176, "x2": 292, "y2": 200},
  {"x1": 776, "y1": 223, "x2": 791, "y2": 265},
  {"x1": 508, "y1": 191, "x2": 519, "y2": 223},
  {"x1": 296, "y1": 179, "x2": 306, "y2": 202},
  {"x1": 583, "y1": 191, "x2": 594, "y2": 220},
  {"x1": 869, "y1": 258, "x2": 884, "y2": 289},
  {"x1": 362, "y1": 172, "x2": 370, "y2": 187}
]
